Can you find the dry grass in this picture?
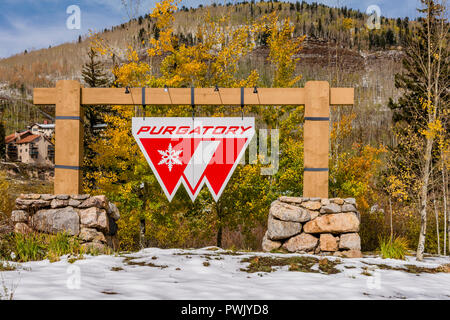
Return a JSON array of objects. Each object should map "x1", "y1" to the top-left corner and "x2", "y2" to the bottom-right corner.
[{"x1": 240, "y1": 255, "x2": 341, "y2": 274}]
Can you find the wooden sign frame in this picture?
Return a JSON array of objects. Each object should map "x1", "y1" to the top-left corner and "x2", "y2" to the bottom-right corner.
[{"x1": 33, "y1": 80, "x2": 354, "y2": 198}]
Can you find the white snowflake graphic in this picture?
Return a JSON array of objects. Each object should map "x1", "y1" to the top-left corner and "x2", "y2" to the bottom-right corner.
[{"x1": 158, "y1": 143, "x2": 183, "y2": 172}]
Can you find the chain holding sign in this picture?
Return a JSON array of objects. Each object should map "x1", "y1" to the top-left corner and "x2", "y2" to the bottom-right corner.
[{"x1": 132, "y1": 117, "x2": 255, "y2": 202}]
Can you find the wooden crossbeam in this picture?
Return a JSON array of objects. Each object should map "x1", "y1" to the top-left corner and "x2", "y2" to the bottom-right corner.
[{"x1": 34, "y1": 87, "x2": 354, "y2": 106}]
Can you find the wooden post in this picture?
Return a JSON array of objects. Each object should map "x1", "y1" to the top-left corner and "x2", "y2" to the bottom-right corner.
[
  {"x1": 54, "y1": 80, "x2": 83, "y2": 195},
  {"x1": 303, "y1": 81, "x2": 330, "y2": 198}
]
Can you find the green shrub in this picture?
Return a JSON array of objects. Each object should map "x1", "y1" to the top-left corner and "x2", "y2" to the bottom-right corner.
[
  {"x1": 14, "y1": 233, "x2": 47, "y2": 262},
  {"x1": 8, "y1": 232, "x2": 85, "y2": 262},
  {"x1": 379, "y1": 236, "x2": 409, "y2": 260},
  {"x1": 46, "y1": 232, "x2": 82, "y2": 262}
]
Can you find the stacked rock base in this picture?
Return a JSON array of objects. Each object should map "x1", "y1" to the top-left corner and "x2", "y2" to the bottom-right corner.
[
  {"x1": 11, "y1": 194, "x2": 121, "y2": 252},
  {"x1": 262, "y1": 197, "x2": 362, "y2": 258}
]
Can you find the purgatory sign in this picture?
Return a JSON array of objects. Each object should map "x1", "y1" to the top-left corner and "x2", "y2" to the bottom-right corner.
[{"x1": 132, "y1": 117, "x2": 255, "y2": 202}]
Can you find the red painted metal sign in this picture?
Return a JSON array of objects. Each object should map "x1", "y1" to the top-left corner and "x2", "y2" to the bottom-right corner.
[{"x1": 133, "y1": 117, "x2": 255, "y2": 202}]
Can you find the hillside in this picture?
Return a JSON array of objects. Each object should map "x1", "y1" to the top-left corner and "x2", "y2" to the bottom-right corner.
[
  {"x1": 0, "y1": 1, "x2": 413, "y2": 91},
  {"x1": 0, "y1": 1, "x2": 410, "y2": 142}
]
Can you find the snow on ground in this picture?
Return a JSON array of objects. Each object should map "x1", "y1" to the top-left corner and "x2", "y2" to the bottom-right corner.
[{"x1": 1, "y1": 247, "x2": 450, "y2": 300}]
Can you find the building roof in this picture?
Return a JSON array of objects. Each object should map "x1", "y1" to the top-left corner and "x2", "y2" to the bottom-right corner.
[
  {"x1": 5, "y1": 134, "x2": 16, "y2": 144},
  {"x1": 40, "y1": 124, "x2": 55, "y2": 129},
  {"x1": 31, "y1": 123, "x2": 55, "y2": 129},
  {"x1": 5, "y1": 130, "x2": 31, "y2": 144},
  {"x1": 16, "y1": 134, "x2": 41, "y2": 144}
]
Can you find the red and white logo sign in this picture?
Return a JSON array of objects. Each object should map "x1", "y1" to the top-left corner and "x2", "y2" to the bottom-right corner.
[{"x1": 132, "y1": 117, "x2": 255, "y2": 202}]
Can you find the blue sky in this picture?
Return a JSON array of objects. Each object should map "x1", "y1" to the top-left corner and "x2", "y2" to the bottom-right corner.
[{"x1": 0, "y1": 0, "x2": 422, "y2": 59}]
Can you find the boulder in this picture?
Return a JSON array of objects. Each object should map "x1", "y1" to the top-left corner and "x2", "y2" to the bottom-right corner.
[
  {"x1": 32, "y1": 207, "x2": 80, "y2": 236},
  {"x1": 56, "y1": 195, "x2": 70, "y2": 200},
  {"x1": 320, "y1": 233, "x2": 338, "y2": 252},
  {"x1": 15, "y1": 199, "x2": 50, "y2": 210},
  {"x1": 51, "y1": 199, "x2": 69, "y2": 209},
  {"x1": 107, "y1": 202, "x2": 121, "y2": 221},
  {"x1": 278, "y1": 196, "x2": 303, "y2": 205},
  {"x1": 270, "y1": 201, "x2": 310, "y2": 223},
  {"x1": 262, "y1": 232, "x2": 282, "y2": 252},
  {"x1": 303, "y1": 212, "x2": 359, "y2": 234},
  {"x1": 68, "y1": 199, "x2": 81, "y2": 207},
  {"x1": 341, "y1": 204, "x2": 357, "y2": 212},
  {"x1": 79, "y1": 195, "x2": 108, "y2": 210},
  {"x1": 339, "y1": 233, "x2": 361, "y2": 251},
  {"x1": 320, "y1": 203, "x2": 341, "y2": 214},
  {"x1": 14, "y1": 222, "x2": 32, "y2": 234},
  {"x1": 330, "y1": 198, "x2": 344, "y2": 205},
  {"x1": 267, "y1": 216, "x2": 302, "y2": 240},
  {"x1": 321, "y1": 198, "x2": 330, "y2": 206},
  {"x1": 282, "y1": 233, "x2": 318, "y2": 252},
  {"x1": 11, "y1": 210, "x2": 29, "y2": 223},
  {"x1": 97, "y1": 210, "x2": 110, "y2": 232},
  {"x1": 79, "y1": 207, "x2": 109, "y2": 232},
  {"x1": 79, "y1": 228, "x2": 106, "y2": 243},
  {"x1": 344, "y1": 198, "x2": 356, "y2": 205},
  {"x1": 71, "y1": 194, "x2": 90, "y2": 201},
  {"x1": 309, "y1": 210, "x2": 319, "y2": 220},
  {"x1": 79, "y1": 207, "x2": 99, "y2": 227},
  {"x1": 301, "y1": 201, "x2": 321, "y2": 211},
  {"x1": 334, "y1": 250, "x2": 362, "y2": 258},
  {"x1": 41, "y1": 194, "x2": 56, "y2": 201}
]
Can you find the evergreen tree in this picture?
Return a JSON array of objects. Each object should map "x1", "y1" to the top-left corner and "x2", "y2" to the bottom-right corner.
[
  {"x1": 81, "y1": 48, "x2": 111, "y2": 184},
  {"x1": 82, "y1": 48, "x2": 109, "y2": 88},
  {"x1": 388, "y1": 3, "x2": 448, "y2": 129},
  {"x1": 385, "y1": 29, "x2": 395, "y2": 46}
]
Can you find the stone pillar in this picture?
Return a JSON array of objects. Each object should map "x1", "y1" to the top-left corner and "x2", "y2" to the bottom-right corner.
[{"x1": 262, "y1": 197, "x2": 362, "y2": 258}]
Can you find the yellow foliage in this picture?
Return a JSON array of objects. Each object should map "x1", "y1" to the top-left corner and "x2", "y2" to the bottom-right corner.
[
  {"x1": 332, "y1": 144, "x2": 387, "y2": 210},
  {"x1": 0, "y1": 172, "x2": 10, "y2": 217},
  {"x1": 265, "y1": 13, "x2": 305, "y2": 88},
  {"x1": 84, "y1": 0, "x2": 389, "y2": 250},
  {"x1": 343, "y1": 18, "x2": 355, "y2": 30}
]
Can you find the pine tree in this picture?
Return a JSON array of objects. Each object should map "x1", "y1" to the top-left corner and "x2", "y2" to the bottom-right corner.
[
  {"x1": 81, "y1": 48, "x2": 111, "y2": 183},
  {"x1": 82, "y1": 48, "x2": 109, "y2": 88}
]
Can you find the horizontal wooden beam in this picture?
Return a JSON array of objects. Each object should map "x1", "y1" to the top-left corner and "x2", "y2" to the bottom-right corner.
[
  {"x1": 330, "y1": 88, "x2": 354, "y2": 105},
  {"x1": 34, "y1": 88, "x2": 57, "y2": 105},
  {"x1": 33, "y1": 87, "x2": 354, "y2": 106}
]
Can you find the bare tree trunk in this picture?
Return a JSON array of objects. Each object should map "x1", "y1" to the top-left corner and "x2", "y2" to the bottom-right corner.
[
  {"x1": 434, "y1": 197, "x2": 440, "y2": 255},
  {"x1": 216, "y1": 203, "x2": 223, "y2": 248},
  {"x1": 139, "y1": 218, "x2": 146, "y2": 249},
  {"x1": 444, "y1": 165, "x2": 449, "y2": 255},
  {"x1": 417, "y1": 137, "x2": 433, "y2": 261},
  {"x1": 389, "y1": 196, "x2": 393, "y2": 242},
  {"x1": 216, "y1": 225, "x2": 223, "y2": 248}
]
